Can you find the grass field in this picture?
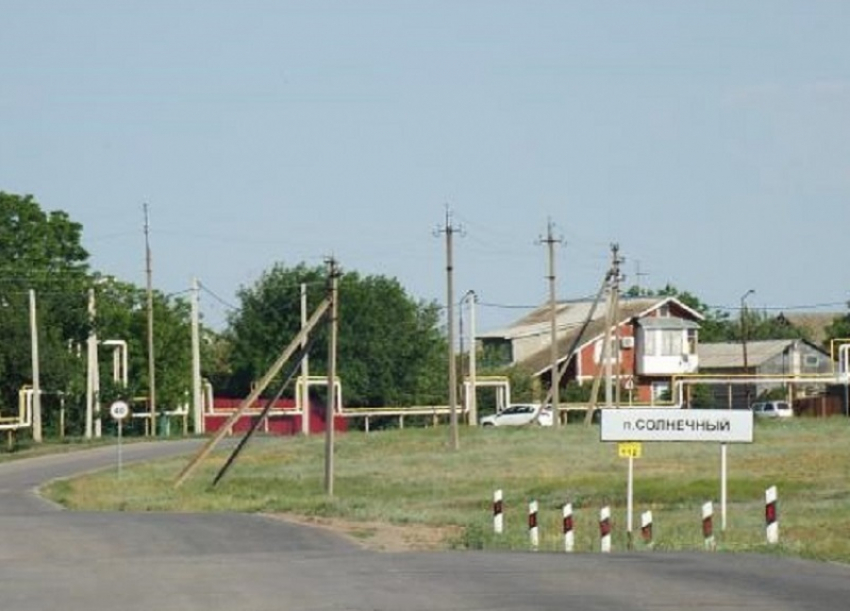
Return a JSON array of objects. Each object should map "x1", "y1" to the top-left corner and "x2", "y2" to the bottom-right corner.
[{"x1": 42, "y1": 418, "x2": 850, "y2": 562}]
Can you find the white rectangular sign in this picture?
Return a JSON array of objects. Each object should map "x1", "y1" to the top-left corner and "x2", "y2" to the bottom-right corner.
[{"x1": 600, "y1": 408, "x2": 753, "y2": 443}]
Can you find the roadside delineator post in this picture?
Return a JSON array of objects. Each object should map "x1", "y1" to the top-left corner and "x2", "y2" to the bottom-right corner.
[
  {"x1": 640, "y1": 510, "x2": 653, "y2": 548},
  {"x1": 600, "y1": 506, "x2": 612, "y2": 553},
  {"x1": 765, "y1": 486, "x2": 779, "y2": 545},
  {"x1": 493, "y1": 489, "x2": 504, "y2": 535},
  {"x1": 563, "y1": 503, "x2": 574, "y2": 553},
  {"x1": 702, "y1": 501, "x2": 716, "y2": 551},
  {"x1": 528, "y1": 500, "x2": 539, "y2": 550}
]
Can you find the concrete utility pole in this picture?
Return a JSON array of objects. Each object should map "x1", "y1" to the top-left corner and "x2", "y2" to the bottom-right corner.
[
  {"x1": 301, "y1": 283, "x2": 310, "y2": 435},
  {"x1": 540, "y1": 219, "x2": 563, "y2": 427},
  {"x1": 85, "y1": 287, "x2": 100, "y2": 439},
  {"x1": 436, "y1": 207, "x2": 462, "y2": 450},
  {"x1": 29, "y1": 289, "x2": 42, "y2": 443},
  {"x1": 144, "y1": 204, "x2": 157, "y2": 436},
  {"x1": 741, "y1": 289, "x2": 755, "y2": 408},
  {"x1": 610, "y1": 244, "x2": 625, "y2": 409},
  {"x1": 465, "y1": 290, "x2": 478, "y2": 426},
  {"x1": 190, "y1": 277, "x2": 203, "y2": 434},
  {"x1": 325, "y1": 258, "x2": 340, "y2": 496}
]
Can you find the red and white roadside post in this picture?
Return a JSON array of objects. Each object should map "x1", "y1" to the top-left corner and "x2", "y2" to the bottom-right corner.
[
  {"x1": 640, "y1": 510, "x2": 653, "y2": 548},
  {"x1": 528, "y1": 500, "x2": 539, "y2": 550},
  {"x1": 600, "y1": 506, "x2": 612, "y2": 553},
  {"x1": 765, "y1": 486, "x2": 779, "y2": 545},
  {"x1": 702, "y1": 501, "x2": 716, "y2": 551},
  {"x1": 493, "y1": 489, "x2": 504, "y2": 535},
  {"x1": 563, "y1": 503, "x2": 575, "y2": 553}
]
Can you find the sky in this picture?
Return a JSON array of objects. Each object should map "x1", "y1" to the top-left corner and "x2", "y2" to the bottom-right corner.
[{"x1": 2, "y1": 0, "x2": 849, "y2": 335}]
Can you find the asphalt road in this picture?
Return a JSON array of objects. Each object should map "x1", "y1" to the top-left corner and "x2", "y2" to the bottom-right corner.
[{"x1": 2, "y1": 441, "x2": 849, "y2": 610}]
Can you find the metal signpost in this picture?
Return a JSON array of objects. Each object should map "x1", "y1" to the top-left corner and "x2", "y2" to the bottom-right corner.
[
  {"x1": 618, "y1": 442, "x2": 642, "y2": 548},
  {"x1": 602, "y1": 408, "x2": 754, "y2": 539},
  {"x1": 110, "y1": 400, "x2": 130, "y2": 477}
]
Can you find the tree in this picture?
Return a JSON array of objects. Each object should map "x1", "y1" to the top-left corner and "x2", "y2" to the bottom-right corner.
[
  {"x1": 824, "y1": 309, "x2": 850, "y2": 346},
  {"x1": 0, "y1": 192, "x2": 196, "y2": 439},
  {"x1": 92, "y1": 277, "x2": 194, "y2": 432},
  {"x1": 0, "y1": 192, "x2": 91, "y2": 420},
  {"x1": 225, "y1": 262, "x2": 448, "y2": 407}
]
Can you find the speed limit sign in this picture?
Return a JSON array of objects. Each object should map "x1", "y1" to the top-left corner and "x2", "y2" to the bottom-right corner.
[{"x1": 109, "y1": 400, "x2": 130, "y2": 421}]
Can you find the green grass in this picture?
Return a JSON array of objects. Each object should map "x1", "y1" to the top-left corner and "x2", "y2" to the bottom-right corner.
[{"x1": 41, "y1": 418, "x2": 850, "y2": 562}]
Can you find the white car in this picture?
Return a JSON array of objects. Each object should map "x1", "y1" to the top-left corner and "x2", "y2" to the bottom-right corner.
[
  {"x1": 752, "y1": 401, "x2": 794, "y2": 418},
  {"x1": 480, "y1": 404, "x2": 552, "y2": 427}
]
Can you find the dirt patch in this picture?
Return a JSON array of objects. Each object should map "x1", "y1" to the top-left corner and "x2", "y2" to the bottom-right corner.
[{"x1": 268, "y1": 513, "x2": 463, "y2": 552}]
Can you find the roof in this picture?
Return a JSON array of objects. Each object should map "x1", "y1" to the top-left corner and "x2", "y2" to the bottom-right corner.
[
  {"x1": 697, "y1": 339, "x2": 829, "y2": 369},
  {"x1": 512, "y1": 297, "x2": 703, "y2": 376}
]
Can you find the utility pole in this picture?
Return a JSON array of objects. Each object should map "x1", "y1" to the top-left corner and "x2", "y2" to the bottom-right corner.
[
  {"x1": 29, "y1": 289, "x2": 42, "y2": 443},
  {"x1": 436, "y1": 207, "x2": 462, "y2": 450},
  {"x1": 144, "y1": 204, "x2": 157, "y2": 436},
  {"x1": 611, "y1": 245, "x2": 625, "y2": 409},
  {"x1": 85, "y1": 287, "x2": 100, "y2": 439},
  {"x1": 540, "y1": 219, "x2": 563, "y2": 427},
  {"x1": 325, "y1": 258, "x2": 340, "y2": 496},
  {"x1": 634, "y1": 260, "x2": 649, "y2": 295},
  {"x1": 465, "y1": 290, "x2": 478, "y2": 426},
  {"x1": 741, "y1": 289, "x2": 755, "y2": 408},
  {"x1": 190, "y1": 277, "x2": 203, "y2": 434},
  {"x1": 301, "y1": 283, "x2": 310, "y2": 435}
]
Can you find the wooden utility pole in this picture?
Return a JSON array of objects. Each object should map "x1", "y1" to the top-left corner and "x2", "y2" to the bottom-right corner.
[
  {"x1": 540, "y1": 219, "x2": 563, "y2": 427},
  {"x1": 144, "y1": 204, "x2": 157, "y2": 436},
  {"x1": 325, "y1": 258, "x2": 340, "y2": 496},
  {"x1": 175, "y1": 297, "x2": 331, "y2": 488},
  {"x1": 437, "y1": 208, "x2": 461, "y2": 450}
]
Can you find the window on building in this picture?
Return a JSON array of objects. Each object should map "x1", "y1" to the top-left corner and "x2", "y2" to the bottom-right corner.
[
  {"x1": 686, "y1": 329, "x2": 698, "y2": 355},
  {"x1": 660, "y1": 330, "x2": 683, "y2": 356},
  {"x1": 593, "y1": 337, "x2": 620, "y2": 364},
  {"x1": 652, "y1": 381, "x2": 671, "y2": 401}
]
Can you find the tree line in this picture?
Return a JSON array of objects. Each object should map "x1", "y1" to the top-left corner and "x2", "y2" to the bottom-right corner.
[
  {"x1": 0, "y1": 192, "x2": 449, "y2": 439},
  {"x1": 2, "y1": 191, "x2": 848, "y2": 441}
]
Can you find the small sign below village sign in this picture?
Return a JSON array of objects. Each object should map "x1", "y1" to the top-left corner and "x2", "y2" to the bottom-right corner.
[{"x1": 600, "y1": 408, "x2": 754, "y2": 443}]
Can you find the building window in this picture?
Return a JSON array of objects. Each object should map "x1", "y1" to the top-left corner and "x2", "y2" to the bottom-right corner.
[
  {"x1": 644, "y1": 330, "x2": 657, "y2": 356},
  {"x1": 686, "y1": 329, "x2": 698, "y2": 355},
  {"x1": 593, "y1": 338, "x2": 620, "y2": 364},
  {"x1": 660, "y1": 330, "x2": 683, "y2": 356},
  {"x1": 652, "y1": 381, "x2": 671, "y2": 402},
  {"x1": 804, "y1": 355, "x2": 820, "y2": 367}
]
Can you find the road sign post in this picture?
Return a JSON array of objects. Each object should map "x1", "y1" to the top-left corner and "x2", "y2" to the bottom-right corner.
[
  {"x1": 602, "y1": 409, "x2": 753, "y2": 549},
  {"x1": 110, "y1": 401, "x2": 130, "y2": 478}
]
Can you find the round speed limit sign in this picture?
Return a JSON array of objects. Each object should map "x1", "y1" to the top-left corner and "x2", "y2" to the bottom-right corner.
[{"x1": 109, "y1": 400, "x2": 130, "y2": 421}]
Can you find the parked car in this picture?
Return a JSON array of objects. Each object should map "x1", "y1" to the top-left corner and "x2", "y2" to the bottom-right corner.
[
  {"x1": 751, "y1": 401, "x2": 794, "y2": 418},
  {"x1": 480, "y1": 403, "x2": 552, "y2": 427}
]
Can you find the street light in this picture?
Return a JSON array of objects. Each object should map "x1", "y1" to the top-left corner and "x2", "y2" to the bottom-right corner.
[{"x1": 740, "y1": 289, "x2": 755, "y2": 408}]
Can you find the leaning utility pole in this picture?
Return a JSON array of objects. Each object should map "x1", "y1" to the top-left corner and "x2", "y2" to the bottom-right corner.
[
  {"x1": 540, "y1": 219, "x2": 563, "y2": 427},
  {"x1": 325, "y1": 257, "x2": 340, "y2": 496},
  {"x1": 144, "y1": 204, "x2": 157, "y2": 436},
  {"x1": 436, "y1": 207, "x2": 462, "y2": 450}
]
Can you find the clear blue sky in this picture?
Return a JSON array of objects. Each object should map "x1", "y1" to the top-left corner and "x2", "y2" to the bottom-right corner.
[{"x1": 2, "y1": 1, "x2": 848, "y2": 333}]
